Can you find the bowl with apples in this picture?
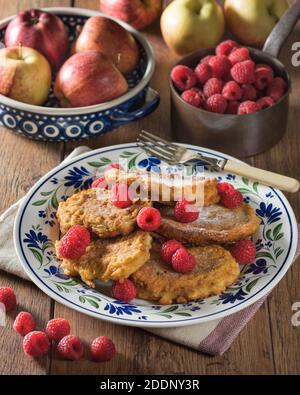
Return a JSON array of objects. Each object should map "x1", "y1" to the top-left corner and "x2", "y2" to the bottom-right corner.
[{"x1": 0, "y1": 7, "x2": 158, "y2": 141}]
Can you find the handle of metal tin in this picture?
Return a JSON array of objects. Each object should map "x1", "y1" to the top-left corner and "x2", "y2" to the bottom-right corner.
[{"x1": 263, "y1": 0, "x2": 300, "y2": 57}]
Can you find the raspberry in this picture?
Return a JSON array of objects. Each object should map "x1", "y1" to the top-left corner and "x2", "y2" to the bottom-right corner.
[
  {"x1": 228, "y1": 47, "x2": 250, "y2": 65},
  {"x1": 208, "y1": 55, "x2": 231, "y2": 79},
  {"x1": 137, "y1": 207, "x2": 161, "y2": 231},
  {"x1": 217, "y1": 182, "x2": 234, "y2": 195},
  {"x1": 58, "y1": 225, "x2": 90, "y2": 260},
  {"x1": 226, "y1": 100, "x2": 240, "y2": 114},
  {"x1": 254, "y1": 66, "x2": 274, "y2": 90},
  {"x1": 181, "y1": 88, "x2": 204, "y2": 107},
  {"x1": 0, "y1": 287, "x2": 16, "y2": 312},
  {"x1": 230, "y1": 239, "x2": 256, "y2": 264},
  {"x1": 13, "y1": 312, "x2": 35, "y2": 336},
  {"x1": 231, "y1": 60, "x2": 255, "y2": 84},
  {"x1": 216, "y1": 40, "x2": 238, "y2": 56},
  {"x1": 46, "y1": 318, "x2": 71, "y2": 343},
  {"x1": 272, "y1": 76, "x2": 287, "y2": 91},
  {"x1": 241, "y1": 84, "x2": 257, "y2": 101},
  {"x1": 91, "y1": 176, "x2": 107, "y2": 189},
  {"x1": 171, "y1": 65, "x2": 197, "y2": 91},
  {"x1": 174, "y1": 199, "x2": 199, "y2": 223},
  {"x1": 205, "y1": 94, "x2": 227, "y2": 114},
  {"x1": 111, "y1": 279, "x2": 137, "y2": 303},
  {"x1": 256, "y1": 96, "x2": 274, "y2": 110},
  {"x1": 266, "y1": 80, "x2": 285, "y2": 102},
  {"x1": 238, "y1": 101, "x2": 260, "y2": 115},
  {"x1": 194, "y1": 62, "x2": 212, "y2": 85},
  {"x1": 23, "y1": 331, "x2": 50, "y2": 357},
  {"x1": 171, "y1": 248, "x2": 197, "y2": 273},
  {"x1": 222, "y1": 81, "x2": 242, "y2": 101},
  {"x1": 200, "y1": 55, "x2": 214, "y2": 65},
  {"x1": 111, "y1": 183, "x2": 132, "y2": 208},
  {"x1": 57, "y1": 335, "x2": 84, "y2": 361},
  {"x1": 160, "y1": 240, "x2": 183, "y2": 264},
  {"x1": 220, "y1": 188, "x2": 243, "y2": 209},
  {"x1": 203, "y1": 78, "x2": 223, "y2": 97},
  {"x1": 106, "y1": 163, "x2": 123, "y2": 171},
  {"x1": 90, "y1": 336, "x2": 116, "y2": 362}
]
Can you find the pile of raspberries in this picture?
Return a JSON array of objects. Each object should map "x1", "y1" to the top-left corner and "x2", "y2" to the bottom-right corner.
[{"x1": 171, "y1": 40, "x2": 287, "y2": 115}]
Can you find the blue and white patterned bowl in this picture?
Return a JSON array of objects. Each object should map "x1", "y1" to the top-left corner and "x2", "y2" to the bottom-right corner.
[
  {"x1": 0, "y1": 7, "x2": 159, "y2": 141},
  {"x1": 13, "y1": 143, "x2": 298, "y2": 328}
]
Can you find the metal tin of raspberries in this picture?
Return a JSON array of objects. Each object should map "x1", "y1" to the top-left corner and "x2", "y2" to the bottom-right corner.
[{"x1": 0, "y1": 7, "x2": 159, "y2": 141}]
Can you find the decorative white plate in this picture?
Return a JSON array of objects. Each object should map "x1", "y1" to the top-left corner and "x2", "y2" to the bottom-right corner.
[{"x1": 14, "y1": 143, "x2": 298, "y2": 328}]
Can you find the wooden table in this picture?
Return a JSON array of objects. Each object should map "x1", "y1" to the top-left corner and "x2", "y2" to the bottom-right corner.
[{"x1": 0, "y1": 0, "x2": 299, "y2": 375}]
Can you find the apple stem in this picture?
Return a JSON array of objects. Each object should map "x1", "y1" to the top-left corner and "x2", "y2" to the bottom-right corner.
[
  {"x1": 18, "y1": 42, "x2": 23, "y2": 59},
  {"x1": 117, "y1": 53, "x2": 121, "y2": 66}
]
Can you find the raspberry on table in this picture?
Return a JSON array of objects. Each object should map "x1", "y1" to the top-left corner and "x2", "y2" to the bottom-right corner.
[
  {"x1": 254, "y1": 66, "x2": 274, "y2": 90},
  {"x1": 220, "y1": 188, "x2": 243, "y2": 209},
  {"x1": 226, "y1": 100, "x2": 240, "y2": 114},
  {"x1": 13, "y1": 312, "x2": 35, "y2": 336},
  {"x1": 208, "y1": 55, "x2": 232, "y2": 79},
  {"x1": 111, "y1": 279, "x2": 137, "y2": 303},
  {"x1": 23, "y1": 331, "x2": 50, "y2": 358},
  {"x1": 194, "y1": 62, "x2": 212, "y2": 85},
  {"x1": 230, "y1": 239, "x2": 256, "y2": 265},
  {"x1": 238, "y1": 101, "x2": 260, "y2": 115},
  {"x1": 203, "y1": 78, "x2": 223, "y2": 97},
  {"x1": 91, "y1": 176, "x2": 107, "y2": 189},
  {"x1": 171, "y1": 65, "x2": 197, "y2": 91},
  {"x1": 174, "y1": 199, "x2": 199, "y2": 223},
  {"x1": 57, "y1": 335, "x2": 84, "y2": 361},
  {"x1": 46, "y1": 318, "x2": 71, "y2": 343},
  {"x1": 111, "y1": 183, "x2": 132, "y2": 208},
  {"x1": 205, "y1": 94, "x2": 227, "y2": 114},
  {"x1": 222, "y1": 81, "x2": 242, "y2": 101},
  {"x1": 160, "y1": 240, "x2": 183, "y2": 264},
  {"x1": 0, "y1": 287, "x2": 16, "y2": 312},
  {"x1": 171, "y1": 248, "x2": 197, "y2": 274},
  {"x1": 256, "y1": 96, "x2": 274, "y2": 110},
  {"x1": 181, "y1": 88, "x2": 204, "y2": 108},
  {"x1": 90, "y1": 336, "x2": 116, "y2": 362},
  {"x1": 200, "y1": 55, "x2": 214, "y2": 65},
  {"x1": 217, "y1": 182, "x2": 234, "y2": 195},
  {"x1": 58, "y1": 225, "x2": 90, "y2": 260},
  {"x1": 216, "y1": 40, "x2": 238, "y2": 56},
  {"x1": 137, "y1": 207, "x2": 161, "y2": 231},
  {"x1": 231, "y1": 60, "x2": 255, "y2": 84},
  {"x1": 241, "y1": 84, "x2": 257, "y2": 101},
  {"x1": 228, "y1": 47, "x2": 250, "y2": 65}
]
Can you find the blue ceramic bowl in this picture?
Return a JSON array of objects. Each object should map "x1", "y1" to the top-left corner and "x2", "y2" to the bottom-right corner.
[{"x1": 0, "y1": 7, "x2": 159, "y2": 141}]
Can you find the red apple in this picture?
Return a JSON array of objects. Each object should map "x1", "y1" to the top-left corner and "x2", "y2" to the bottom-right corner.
[
  {"x1": 73, "y1": 16, "x2": 139, "y2": 75},
  {"x1": 99, "y1": 0, "x2": 162, "y2": 30},
  {"x1": 4, "y1": 9, "x2": 69, "y2": 70},
  {"x1": 0, "y1": 45, "x2": 51, "y2": 105},
  {"x1": 54, "y1": 51, "x2": 128, "y2": 108}
]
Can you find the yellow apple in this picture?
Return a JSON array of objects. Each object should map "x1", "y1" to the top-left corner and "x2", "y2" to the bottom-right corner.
[
  {"x1": 224, "y1": 0, "x2": 288, "y2": 47},
  {"x1": 161, "y1": 0, "x2": 225, "y2": 55}
]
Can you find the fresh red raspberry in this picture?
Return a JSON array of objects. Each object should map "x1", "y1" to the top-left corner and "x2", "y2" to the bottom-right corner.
[
  {"x1": 208, "y1": 55, "x2": 232, "y2": 79},
  {"x1": 181, "y1": 88, "x2": 204, "y2": 107},
  {"x1": 194, "y1": 62, "x2": 212, "y2": 85},
  {"x1": 254, "y1": 66, "x2": 274, "y2": 90},
  {"x1": 111, "y1": 183, "x2": 132, "y2": 208},
  {"x1": 137, "y1": 207, "x2": 161, "y2": 231},
  {"x1": 111, "y1": 279, "x2": 137, "y2": 303},
  {"x1": 171, "y1": 65, "x2": 197, "y2": 91},
  {"x1": 241, "y1": 84, "x2": 257, "y2": 101},
  {"x1": 160, "y1": 240, "x2": 183, "y2": 264},
  {"x1": 228, "y1": 47, "x2": 250, "y2": 65},
  {"x1": 217, "y1": 182, "x2": 234, "y2": 195},
  {"x1": 46, "y1": 318, "x2": 71, "y2": 343},
  {"x1": 230, "y1": 239, "x2": 256, "y2": 264},
  {"x1": 205, "y1": 94, "x2": 227, "y2": 114},
  {"x1": 90, "y1": 336, "x2": 116, "y2": 362},
  {"x1": 174, "y1": 199, "x2": 199, "y2": 223},
  {"x1": 0, "y1": 287, "x2": 16, "y2": 312},
  {"x1": 58, "y1": 225, "x2": 90, "y2": 260},
  {"x1": 266, "y1": 81, "x2": 285, "y2": 102},
  {"x1": 220, "y1": 188, "x2": 243, "y2": 209},
  {"x1": 256, "y1": 96, "x2": 274, "y2": 110},
  {"x1": 238, "y1": 101, "x2": 260, "y2": 115},
  {"x1": 222, "y1": 81, "x2": 242, "y2": 101},
  {"x1": 272, "y1": 76, "x2": 287, "y2": 91},
  {"x1": 231, "y1": 60, "x2": 255, "y2": 84},
  {"x1": 171, "y1": 248, "x2": 197, "y2": 273},
  {"x1": 106, "y1": 163, "x2": 123, "y2": 171},
  {"x1": 216, "y1": 40, "x2": 238, "y2": 56},
  {"x1": 13, "y1": 312, "x2": 35, "y2": 336},
  {"x1": 200, "y1": 55, "x2": 214, "y2": 65},
  {"x1": 23, "y1": 331, "x2": 50, "y2": 357},
  {"x1": 91, "y1": 176, "x2": 107, "y2": 189},
  {"x1": 226, "y1": 100, "x2": 240, "y2": 114},
  {"x1": 203, "y1": 78, "x2": 223, "y2": 97},
  {"x1": 57, "y1": 335, "x2": 84, "y2": 361}
]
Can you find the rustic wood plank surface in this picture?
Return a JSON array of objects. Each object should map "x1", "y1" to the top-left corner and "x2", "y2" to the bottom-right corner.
[{"x1": 0, "y1": 0, "x2": 299, "y2": 375}]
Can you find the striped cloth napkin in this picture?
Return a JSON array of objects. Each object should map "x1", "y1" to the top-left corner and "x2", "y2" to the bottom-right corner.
[{"x1": 0, "y1": 146, "x2": 298, "y2": 355}]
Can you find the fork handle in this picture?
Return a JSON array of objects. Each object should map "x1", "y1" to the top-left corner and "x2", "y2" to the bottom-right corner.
[{"x1": 224, "y1": 160, "x2": 299, "y2": 193}]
